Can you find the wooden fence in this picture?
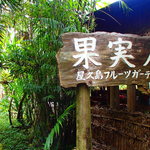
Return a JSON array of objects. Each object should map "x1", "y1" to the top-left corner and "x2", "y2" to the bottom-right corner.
[{"x1": 92, "y1": 107, "x2": 150, "y2": 150}]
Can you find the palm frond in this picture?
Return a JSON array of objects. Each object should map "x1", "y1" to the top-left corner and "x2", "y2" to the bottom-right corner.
[
  {"x1": 44, "y1": 103, "x2": 75, "y2": 150},
  {"x1": 119, "y1": 0, "x2": 133, "y2": 12},
  {"x1": 0, "y1": 0, "x2": 21, "y2": 10},
  {"x1": 0, "y1": 24, "x2": 5, "y2": 42}
]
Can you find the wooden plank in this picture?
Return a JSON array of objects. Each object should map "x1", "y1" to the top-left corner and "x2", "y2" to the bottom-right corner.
[
  {"x1": 92, "y1": 114, "x2": 150, "y2": 128},
  {"x1": 56, "y1": 32, "x2": 150, "y2": 88},
  {"x1": 110, "y1": 86, "x2": 119, "y2": 109},
  {"x1": 127, "y1": 85, "x2": 136, "y2": 112},
  {"x1": 76, "y1": 84, "x2": 92, "y2": 150}
]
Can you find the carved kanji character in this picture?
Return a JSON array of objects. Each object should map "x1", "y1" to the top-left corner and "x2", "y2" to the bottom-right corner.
[
  {"x1": 76, "y1": 71, "x2": 85, "y2": 80},
  {"x1": 108, "y1": 38, "x2": 135, "y2": 68},
  {"x1": 73, "y1": 37, "x2": 102, "y2": 69},
  {"x1": 95, "y1": 70, "x2": 103, "y2": 80}
]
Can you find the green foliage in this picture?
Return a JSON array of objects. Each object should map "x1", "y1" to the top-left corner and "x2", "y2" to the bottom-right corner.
[
  {"x1": 44, "y1": 103, "x2": 76, "y2": 150},
  {"x1": 0, "y1": 113, "x2": 28, "y2": 150},
  {"x1": 0, "y1": 0, "x2": 21, "y2": 10},
  {"x1": 0, "y1": 24, "x2": 5, "y2": 42},
  {"x1": 0, "y1": 96, "x2": 9, "y2": 113},
  {"x1": 1, "y1": 1, "x2": 83, "y2": 147},
  {"x1": 0, "y1": 0, "x2": 21, "y2": 42},
  {"x1": 119, "y1": 0, "x2": 133, "y2": 13}
]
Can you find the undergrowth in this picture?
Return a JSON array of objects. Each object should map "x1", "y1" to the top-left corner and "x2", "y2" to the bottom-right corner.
[{"x1": 0, "y1": 112, "x2": 37, "y2": 150}]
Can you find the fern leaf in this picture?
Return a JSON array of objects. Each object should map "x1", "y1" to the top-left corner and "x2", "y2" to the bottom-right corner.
[{"x1": 44, "y1": 103, "x2": 75, "y2": 150}]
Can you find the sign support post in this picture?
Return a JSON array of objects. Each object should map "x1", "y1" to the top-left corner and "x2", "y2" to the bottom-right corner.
[
  {"x1": 76, "y1": 84, "x2": 92, "y2": 150},
  {"x1": 127, "y1": 84, "x2": 136, "y2": 112},
  {"x1": 110, "y1": 86, "x2": 119, "y2": 109}
]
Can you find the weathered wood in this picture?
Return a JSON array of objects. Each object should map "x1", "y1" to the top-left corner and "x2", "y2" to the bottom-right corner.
[
  {"x1": 110, "y1": 86, "x2": 119, "y2": 109},
  {"x1": 56, "y1": 32, "x2": 150, "y2": 88},
  {"x1": 92, "y1": 108, "x2": 150, "y2": 150},
  {"x1": 76, "y1": 84, "x2": 92, "y2": 150},
  {"x1": 127, "y1": 85, "x2": 136, "y2": 112}
]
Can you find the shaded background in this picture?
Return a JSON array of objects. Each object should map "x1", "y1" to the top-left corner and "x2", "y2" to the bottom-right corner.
[{"x1": 94, "y1": 0, "x2": 150, "y2": 35}]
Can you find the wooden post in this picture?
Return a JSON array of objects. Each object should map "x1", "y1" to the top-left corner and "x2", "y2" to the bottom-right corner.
[
  {"x1": 127, "y1": 85, "x2": 136, "y2": 112},
  {"x1": 76, "y1": 84, "x2": 92, "y2": 150},
  {"x1": 106, "y1": 87, "x2": 110, "y2": 106},
  {"x1": 110, "y1": 86, "x2": 119, "y2": 109}
]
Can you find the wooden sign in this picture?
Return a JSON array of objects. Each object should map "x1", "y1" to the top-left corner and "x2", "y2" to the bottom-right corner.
[{"x1": 56, "y1": 32, "x2": 150, "y2": 88}]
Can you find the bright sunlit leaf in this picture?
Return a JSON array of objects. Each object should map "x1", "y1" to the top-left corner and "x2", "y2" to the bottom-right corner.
[{"x1": 96, "y1": 0, "x2": 119, "y2": 9}]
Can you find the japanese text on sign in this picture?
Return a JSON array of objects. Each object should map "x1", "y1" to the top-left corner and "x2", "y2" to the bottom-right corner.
[
  {"x1": 56, "y1": 32, "x2": 150, "y2": 88},
  {"x1": 73, "y1": 37, "x2": 149, "y2": 81}
]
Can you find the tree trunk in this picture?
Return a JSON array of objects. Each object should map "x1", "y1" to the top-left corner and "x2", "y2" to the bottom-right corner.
[
  {"x1": 8, "y1": 97, "x2": 13, "y2": 127},
  {"x1": 17, "y1": 93, "x2": 26, "y2": 125}
]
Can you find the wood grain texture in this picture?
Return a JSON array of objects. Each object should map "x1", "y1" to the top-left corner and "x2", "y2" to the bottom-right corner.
[
  {"x1": 76, "y1": 84, "x2": 92, "y2": 150},
  {"x1": 56, "y1": 32, "x2": 150, "y2": 88},
  {"x1": 127, "y1": 85, "x2": 136, "y2": 112},
  {"x1": 110, "y1": 86, "x2": 119, "y2": 109}
]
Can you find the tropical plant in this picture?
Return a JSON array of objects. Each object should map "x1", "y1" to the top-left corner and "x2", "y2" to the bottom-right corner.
[
  {"x1": 0, "y1": 0, "x2": 21, "y2": 10},
  {"x1": 0, "y1": 0, "x2": 21, "y2": 41},
  {"x1": 1, "y1": 0, "x2": 96, "y2": 148},
  {"x1": 44, "y1": 103, "x2": 76, "y2": 150}
]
